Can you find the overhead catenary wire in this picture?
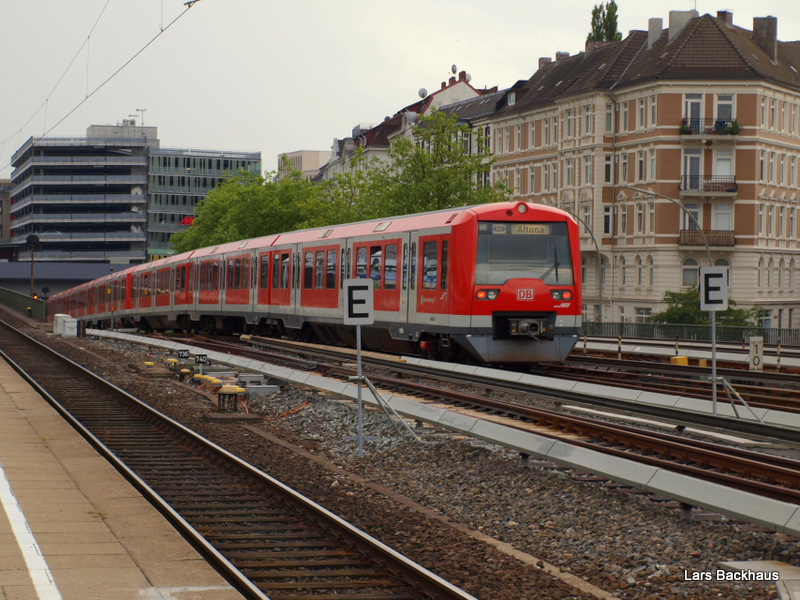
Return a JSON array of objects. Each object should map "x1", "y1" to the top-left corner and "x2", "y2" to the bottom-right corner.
[{"x1": 0, "y1": 0, "x2": 201, "y2": 175}]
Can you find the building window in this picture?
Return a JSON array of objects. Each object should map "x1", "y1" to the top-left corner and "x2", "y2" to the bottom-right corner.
[
  {"x1": 620, "y1": 256, "x2": 626, "y2": 284},
  {"x1": 604, "y1": 155, "x2": 613, "y2": 183},
  {"x1": 647, "y1": 255, "x2": 654, "y2": 286},
  {"x1": 636, "y1": 203, "x2": 644, "y2": 233},
  {"x1": 604, "y1": 206, "x2": 612, "y2": 234},
  {"x1": 638, "y1": 98, "x2": 645, "y2": 129},
  {"x1": 682, "y1": 258, "x2": 699, "y2": 286},
  {"x1": 584, "y1": 105, "x2": 593, "y2": 134},
  {"x1": 637, "y1": 150, "x2": 645, "y2": 181},
  {"x1": 543, "y1": 164, "x2": 549, "y2": 190},
  {"x1": 529, "y1": 167, "x2": 535, "y2": 193},
  {"x1": 543, "y1": 119, "x2": 550, "y2": 145},
  {"x1": 566, "y1": 109, "x2": 574, "y2": 138},
  {"x1": 684, "y1": 202, "x2": 701, "y2": 230},
  {"x1": 516, "y1": 124, "x2": 521, "y2": 150},
  {"x1": 636, "y1": 255, "x2": 643, "y2": 285},
  {"x1": 635, "y1": 307, "x2": 652, "y2": 323},
  {"x1": 761, "y1": 97, "x2": 767, "y2": 127},
  {"x1": 648, "y1": 149, "x2": 656, "y2": 180},
  {"x1": 584, "y1": 155, "x2": 592, "y2": 185},
  {"x1": 650, "y1": 95, "x2": 657, "y2": 127},
  {"x1": 605, "y1": 104, "x2": 613, "y2": 132},
  {"x1": 620, "y1": 206, "x2": 627, "y2": 234},
  {"x1": 621, "y1": 154, "x2": 628, "y2": 182},
  {"x1": 713, "y1": 203, "x2": 732, "y2": 230},
  {"x1": 621, "y1": 102, "x2": 629, "y2": 132},
  {"x1": 566, "y1": 159, "x2": 574, "y2": 186},
  {"x1": 716, "y1": 94, "x2": 733, "y2": 122},
  {"x1": 648, "y1": 202, "x2": 655, "y2": 233}
]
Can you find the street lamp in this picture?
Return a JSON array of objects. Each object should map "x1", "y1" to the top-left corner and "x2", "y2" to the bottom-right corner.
[
  {"x1": 27, "y1": 234, "x2": 39, "y2": 300},
  {"x1": 563, "y1": 209, "x2": 603, "y2": 323},
  {"x1": 619, "y1": 185, "x2": 720, "y2": 413}
]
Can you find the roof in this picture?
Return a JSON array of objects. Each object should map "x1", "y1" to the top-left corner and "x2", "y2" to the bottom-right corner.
[{"x1": 496, "y1": 12, "x2": 800, "y2": 118}]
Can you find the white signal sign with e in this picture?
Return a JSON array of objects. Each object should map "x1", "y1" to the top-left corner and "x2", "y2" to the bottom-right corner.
[
  {"x1": 343, "y1": 279, "x2": 374, "y2": 325},
  {"x1": 699, "y1": 267, "x2": 729, "y2": 311}
]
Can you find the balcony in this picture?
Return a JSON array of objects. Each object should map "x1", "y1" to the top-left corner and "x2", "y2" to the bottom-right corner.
[
  {"x1": 679, "y1": 175, "x2": 738, "y2": 196},
  {"x1": 680, "y1": 118, "x2": 740, "y2": 136},
  {"x1": 678, "y1": 229, "x2": 736, "y2": 247}
]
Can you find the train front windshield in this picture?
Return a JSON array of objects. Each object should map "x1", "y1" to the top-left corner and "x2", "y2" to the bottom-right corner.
[{"x1": 475, "y1": 221, "x2": 574, "y2": 285}]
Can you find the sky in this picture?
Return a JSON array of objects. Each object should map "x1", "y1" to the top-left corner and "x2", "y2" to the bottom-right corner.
[{"x1": 2, "y1": 0, "x2": 800, "y2": 178}]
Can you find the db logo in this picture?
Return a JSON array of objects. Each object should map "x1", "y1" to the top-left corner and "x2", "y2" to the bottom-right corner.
[{"x1": 517, "y1": 289, "x2": 535, "y2": 301}]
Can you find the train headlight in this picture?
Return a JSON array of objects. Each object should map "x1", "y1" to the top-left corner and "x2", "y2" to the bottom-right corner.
[
  {"x1": 476, "y1": 289, "x2": 500, "y2": 300},
  {"x1": 550, "y1": 289, "x2": 573, "y2": 301}
]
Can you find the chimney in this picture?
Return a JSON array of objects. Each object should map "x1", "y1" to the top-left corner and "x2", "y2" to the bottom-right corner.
[
  {"x1": 669, "y1": 9, "x2": 698, "y2": 42},
  {"x1": 717, "y1": 10, "x2": 733, "y2": 25},
  {"x1": 538, "y1": 57, "x2": 552, "y2": 69},
  {"x1": 585, "y1": 40, "x2": 612, "y2": 53},
  {"x1": 648, "y1": 18, "x2": 663, "y2": 49},
  {"x1": 753, "y1": 16, "x2": 778, "y2": 61},
  {"x1": 555, "y1": 51, "x2": 570, "y2": 62},
  {"x1": 449, "y1": 76, "x2": 456, "y2": 85},
  {"x1": 458, "y1": 70, "x2": 467, "y2": 82}
]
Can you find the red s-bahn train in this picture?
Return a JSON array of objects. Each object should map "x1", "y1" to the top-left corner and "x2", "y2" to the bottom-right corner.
[{"x1": 47, "y1": 201, "x2": 582, "y2": 363}]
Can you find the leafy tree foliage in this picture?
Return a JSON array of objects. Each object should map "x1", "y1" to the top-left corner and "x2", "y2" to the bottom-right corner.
[
  {"x1": 326, "y1": 109, "x2": 509, "y2": 220},
  {"x1": 587, "y1": 0, "x2": 622, "y2": 42},
  {"x1": 648, "y1": 286, "x2": 764, "y2": 327},
  {"x1": 171, "y1": 110, "x2": 510, "y2": 253},
  {"x1": 169, "y1": 166, "x2": 333, "y2": 253}
]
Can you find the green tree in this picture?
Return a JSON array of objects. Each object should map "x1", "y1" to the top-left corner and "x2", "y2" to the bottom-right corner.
[
  {"x1": 649, "y1": 286, "x2": 764, "y2": 327},
  {"x1": 587, "y1": 0, "x2": 622, "y2": 42},
  {"x1": 342, "y1": 109, "x2": 509, "y2": 219},
  {"x1": 169, "y1": 164, "x2": 331, "y2": 253}
]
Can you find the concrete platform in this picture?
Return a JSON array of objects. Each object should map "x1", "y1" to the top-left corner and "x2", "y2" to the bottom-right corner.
[{"x1": 0, "y1": 357, "x2": 245, "y2": 600}]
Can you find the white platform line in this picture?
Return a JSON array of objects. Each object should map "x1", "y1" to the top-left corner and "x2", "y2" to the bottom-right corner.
[{"x1": 0, "y1": 463, "x2": 63, "y2": 600}]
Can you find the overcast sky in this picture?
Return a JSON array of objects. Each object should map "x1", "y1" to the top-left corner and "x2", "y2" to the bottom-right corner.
[{"x1": 2, "y1": 0, "x2": 799, "y2": 178}]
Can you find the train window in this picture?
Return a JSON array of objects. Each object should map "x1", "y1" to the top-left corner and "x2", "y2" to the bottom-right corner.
[
  {"x1": 441, "y1": 241, "x2": 448, "y2": 290},
  {"x1": 402, "y1": 243, "x2": 408, "y2": 290},
  {"x1": 410, "y1": 243, "x2": 417, "y2": 290},
  {"x1": 422, "y1": 241, "x2": 437, "y2": 290},
  {"x1": 181, "y1": 267, "x2": 187, "y2": 292},
  {"x1": 234, "y1": 258, "x2": 242, "y2": 290},
  {"x1": 242, "y1": 257, "x2": 249, "y2": 289},
  {"x1": 227, "y1": 259, "x2": 234, "y2": 289},
  {"x1": 384, "y1": 244, "x2": 397, "y2": 290},
  {"x1": 475, "y1": 221, "x2": 574, "y2": 285},
  {"x1": 304, "y1": 252, "x2": 314, "y2": 289},
  {"x1": 326, "y1": 249, "x2": 336, "y2": 289},
  {"x1": 294, "y1": 253, "x2": 300, "y2": 289},
  {"x1": 345, "y1": 248, "x2": 351, "y2": 285},
  {"x1": 260, "y1": 255, "x2": 269, "y2": 289},
  {"x1": 355, "y1": 247, "x2": 367, "y2": 278},
  {"x1": 213, "y1": 261, "x2": 220, "y2": 291},
  {"x1": 315, "y1": 251, "x2": 324, "y2": 289},
  {"x1": 272, "y1": 254, "x2": 280, "y2": 288},
  {"x1": 200, "y1": 263, "x2": 205, "y2": 291},
  {"x1": 370, "y1": 246, "x2": 382, "y2": 288},
  {"x1": 280, "y1": 253, "x2": 290, "y2": 289},
  {"x1": 339, "y1": 249, "x2": 345, "y2": 289}
]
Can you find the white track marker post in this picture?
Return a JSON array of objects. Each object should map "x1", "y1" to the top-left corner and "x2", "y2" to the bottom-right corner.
[
  {"x1": 344, "y1": 279, "x2": 374, "y2": 457},
  {"x1": 700, "y1": 266, "x2": 729, "y2": 415}
]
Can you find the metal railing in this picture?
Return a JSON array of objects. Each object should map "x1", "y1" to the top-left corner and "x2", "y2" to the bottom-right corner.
[
  {"x1": 679, "y1": 175, "x2": 738, "y2": 193},
  {"x1": 680, "y1": 118, "x2": 740, "y2": 135},
  {"x1": 678, "y1": 229, "x2": 736, "y2": 246},
  {"x1": 583, "y1": 321, "x2": 800, "y2": 346}
]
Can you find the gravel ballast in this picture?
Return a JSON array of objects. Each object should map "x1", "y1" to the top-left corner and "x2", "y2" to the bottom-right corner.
[{"x1": 10, "y1": 320, "x2": 799, "y2": 600}]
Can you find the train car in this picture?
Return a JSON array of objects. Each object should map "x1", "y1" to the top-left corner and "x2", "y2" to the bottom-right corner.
[{"x1": 47, "y1": 201, "x2": 582, "y2": 363}]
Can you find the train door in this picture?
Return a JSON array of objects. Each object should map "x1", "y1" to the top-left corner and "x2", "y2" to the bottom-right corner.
[
  {"x1": 257, "y1": 251, "x2": 271, "y2": 306},
  {"x1": 270, "y1": 249, "x2": 292, "y2": 307},
  {"x1": 414, "y1": 233, "x2": 451, "y2": 326}
]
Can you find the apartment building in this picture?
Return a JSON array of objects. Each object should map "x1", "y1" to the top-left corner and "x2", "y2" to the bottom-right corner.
[{"x1": 484, "y1": 10, "x2": 800, "y2": 328}]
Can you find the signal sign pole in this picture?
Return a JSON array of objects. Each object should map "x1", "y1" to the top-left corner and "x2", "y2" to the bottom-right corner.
[
  {"x1": 700, "y1": 266, "x2": 729, "y2": 414},
  {"x1": 343, "y1": 279, "x2": 374, "y2": 457}
]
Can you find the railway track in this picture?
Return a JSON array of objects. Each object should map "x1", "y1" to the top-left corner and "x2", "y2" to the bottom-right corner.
[
  {"x1": 161, "y1": 334, "x2": 800, "y2": 505},
  {"x1": 0, "y1": 320, "x2": 477, "y2": 600}
]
